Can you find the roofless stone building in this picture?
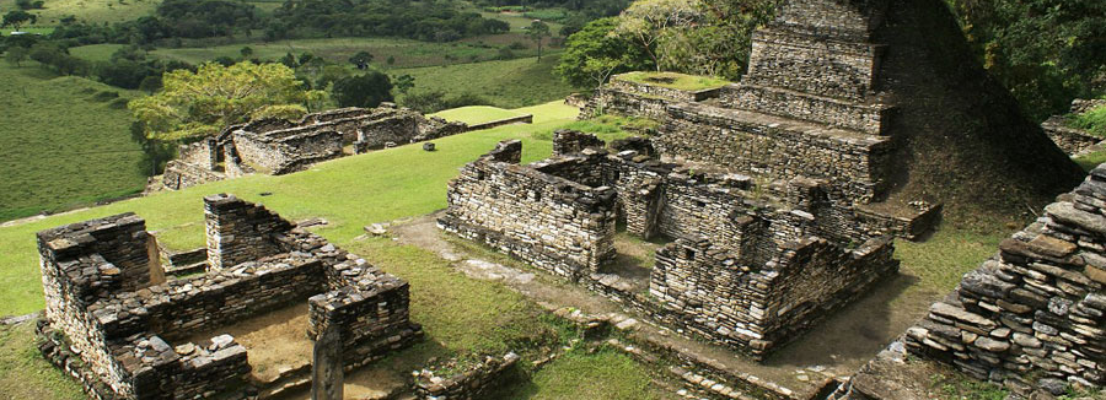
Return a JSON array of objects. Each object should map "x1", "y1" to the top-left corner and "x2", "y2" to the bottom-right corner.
[{"x1": 36, "y1": 194, "x2": 420, "y2": 399}]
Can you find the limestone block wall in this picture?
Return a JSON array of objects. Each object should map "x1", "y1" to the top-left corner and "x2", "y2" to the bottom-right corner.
[
  {"x1": 1042, "y1": 117, "x2": 1101, "y2": 155},
  {"x1": 905, "y1": 167, "x2": 1106, "y2": 391},
  {"x1": 161, "y1": 160, "x2": 225, "y2": 190},
  {"x1": 413, "y1": 353, "x2": 520, "y2": 400},
  {"x1": 774, "y1": 0, "x2": 886, "y2": 39},
  {"x1": 720, "y1": 84, "x2": 893, "y2": 135},
  {"x1": 649, "y1": 235, "x2": 898, "y2": 358},
  {"x1": 660, "y1": 103, "x2": 893, "y2": 203},
  {"x1": 582, "y1": 89, "x2": 673, "y2": 121},
  {"x1": 438, "y1": 140, "x2": 618, "y2": 279},
  {"x1": 307, "y1": 275, "x2": 415, "y2": 367},
  {"x1": 743, "y1": 29, "x2": 884, "y2": 100},
  {"x1": 96, "y1": 256, "x2": 328, "y2": 341},
  {"x1": 232, "y1": 128, "x2": 343, "y2": 175},
  {"x1": 204, "y1": 193, "x2": 293, "y2": 271},
  {"x1": 552, "y1": 129, "x2": 607, "y2": 156}
]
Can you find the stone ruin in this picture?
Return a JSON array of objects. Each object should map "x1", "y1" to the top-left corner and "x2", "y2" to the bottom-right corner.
[
  {"x1": 441, "y1": 0, "x2": 942, "y2": 360},
  {"x1": 586, "y1": 0, "x2": 933, "y2": 225},
  {"x1": 1042, "y1": 99, "x2": 1106, "y2": 156},
  {"x1": 158, "y1": 105, "x2": 468, "y2": 191},
  {"x1": 35, "y1": 194, "x2": 421, "y2": 399},
  {"x1": 904, "y1": 166, "x2": 1106, "y2": 393},
  {"x1": 439, "y1": 130, "x2": 912, "y2": 359},
  {"x1": 836, "y1": 166, "x2": 1106, "y2": 398}
]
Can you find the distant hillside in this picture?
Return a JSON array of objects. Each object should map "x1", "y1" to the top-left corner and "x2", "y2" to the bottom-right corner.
[{"x1": 0, "y1": 63, "x2": 147, "y2": 221}]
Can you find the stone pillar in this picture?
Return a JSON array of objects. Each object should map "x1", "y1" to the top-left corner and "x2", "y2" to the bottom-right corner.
[{"x1": 311, "y1": 324, "x2": 343, "y2": 400}]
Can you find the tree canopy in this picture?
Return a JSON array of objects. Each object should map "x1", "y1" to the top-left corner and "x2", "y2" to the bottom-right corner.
[
  {"x1": 332, "y1": 72, "x2": 394, "y2": 108},
  {"x1": 129, "y1": 62, "x2": 327, "y2": 141},
  {"x1": 556, "y1": 17, "x2": 654, "y2": 89},
  {"x1": 2, "y1": 10, "x2": 37, "y2": 32}
]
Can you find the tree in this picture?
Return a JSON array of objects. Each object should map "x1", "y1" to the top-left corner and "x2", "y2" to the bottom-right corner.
[
  {"x1": 349, "y1": 51, "x2": 373, "y2": 70},
  {"x1": 2, "y1": 10, "x2": 38, "y2": 32},
  {"x1": 394, "y1": 74, "x2": 415, "y2": 95},
  {"x1": 525, "y1": 20, "x2": 551, "y2": 61},
  {"x1": 948, "y1": 0, "x2": 1106, "y2": 120},
  {"x1": 615, "y1": 0, "x2": 703, "y2": 70},
  {"x1": 129, "y1": 61, "x2": 327, "y2": 141},
  {"x1": 240, "y1": 46, "x2": 254, "y2": 59},
  {"x1": 5, "y1": 46, "x2": 28, "y2": 67},
  {"x1": 386, "y1": 55, "x2": 395, "y2": 65},
  {"x1": 556, "y1": 17, "x2": 654, "y2": 89},
  {"x1": 331, "y1": 72, "x2": 394, "y2": 108}
]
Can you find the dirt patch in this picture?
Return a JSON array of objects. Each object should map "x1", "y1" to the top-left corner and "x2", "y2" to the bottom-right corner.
[{"x1": 184, "y1": 303, "x2": 312, "y2": 384}]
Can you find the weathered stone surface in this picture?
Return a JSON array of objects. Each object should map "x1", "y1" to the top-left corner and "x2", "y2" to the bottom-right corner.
[
  {"x1": 903, "y1": 167, "x2": 1106, "y2": 394},
  {"x1": 37, "y1": 194, "x2": 420, "y2": 400}
]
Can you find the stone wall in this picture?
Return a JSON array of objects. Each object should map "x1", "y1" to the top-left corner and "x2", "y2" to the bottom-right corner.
[
  {"x1": 232, "y1": 128, "x2": 344, "y2": 175},
  {"x1": 904, "y1": 166, "x2": 1106, "y2": 392},
  {"x1": 438, "y1": 140, "x2": 618, "y2": 279},
  {"x1": 204, "y1": 193, "x2": 293, "y2": 271},
  {"x1": 660, "y1": 103, "x2": 894, "y2": 203},
  {"x1": 37, "y1": 194, "x2": 419, "y2": 399},
  {"x1": 720, "y1": 84, "x2": 893, "y2": 135},
  {"x1": 606, "y1": 74, "x2": 725, "y2": 103},
  {"x1": 441, "y1": 133, "x2": 903, "y2": 359},
  {"x1": 650, "y1": 235, "x2": 897, "y2": 358},
  {"x1": 413, "y1": 353, "x2": 520, "y2": 400},
  {"x1": 1041, "y1": 99, "x2": 1106, "y2": 156}
]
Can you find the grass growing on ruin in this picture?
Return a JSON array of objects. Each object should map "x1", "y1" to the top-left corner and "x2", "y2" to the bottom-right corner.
[
  {"x1": 0, "y1": 322, "x2": 85, "y2": 399},
  {"x1": 493, "y1": 347, "x2": 673, "y2": 400},
  {"x1": 394, "y1": 54, "x2": 576, "y2": 109},
  {"x1": 0, "y1": 62, "x2": 148, "y2": 222},
  {"x1": 432, "y1": 106, "x2": 528, "y2": 125},
  {"x1": 617, "y1": 71, "x2": 731, "y2": 91}
]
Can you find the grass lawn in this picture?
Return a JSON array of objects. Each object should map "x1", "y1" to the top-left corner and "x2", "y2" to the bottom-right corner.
[
  {"x1": 0, "y1": 62, "x2": 148, "y2": 222},
  {"x1": 616, "y1": 71, "x2": 731, "y2": 91},
  {"x1": 431, "y1": 105, "x2": 527, "y2": 125},
  {"x1": 1074, "y1": 151, "x2": 1106, "y2": 171},
  {"x1": 396, "y1": 54, "x2": 575, "y2": 109}
]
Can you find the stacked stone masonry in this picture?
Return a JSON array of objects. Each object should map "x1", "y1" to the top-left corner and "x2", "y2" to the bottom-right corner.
[
  {"x1": 440, "y1": 131, "x2": 901, "y2": 358},
  {"x1": 904, "y1": 165, "x2": 1106, "y2": 393},
  {"x1": 37, "y1": 194, "x2": 420, "y2": 399},
  {"x1": 1042, "y1": 99, "x2": 1106, "y2": 155},
  {"x1": 160, "y1": 105, "x2": 468, "y2": 190},
  {"x1": 413, "y1": 352, "x2": 521, "y2": 400}
]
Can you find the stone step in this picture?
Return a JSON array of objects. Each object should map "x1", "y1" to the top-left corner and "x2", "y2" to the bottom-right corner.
[{"x1": 721, "y1": 84, "x2": 893, "y2": 136}]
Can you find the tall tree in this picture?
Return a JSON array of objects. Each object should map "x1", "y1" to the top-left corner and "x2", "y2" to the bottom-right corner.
[
  {"x1": 525, "y1": 20, "x2": 551, "y2": 61},
  {"x1": 2, "y1": 10, "x2": 37, "y2": 32},
  {"x1": 129, "y1": 61, "x2": 327, "y2": 141},
  {"x1": 349, "y1": 51, "x2": 374, "y2": 70},
  {"x1": 4, "y1": 46, "x2": 28, "y2": 67},
  {"x1": 615, "y1": 0, "x2": 702, "y2": 70},
  {"x1": 332, "y1": 72, "x2": 394, "y2": 108},
  {"x1": 556, "y1": 17, "x2": 654, "y2": 89}
]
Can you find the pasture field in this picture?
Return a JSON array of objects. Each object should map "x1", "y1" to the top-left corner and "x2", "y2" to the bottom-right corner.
[
  {"x1": 0, "y1": 62, "x2": 147, "y2": 222},
  {"x1": 396, "y1": 54, "x2": 575, "y2": 109},
  {"x1": 0, "y1": 0, "x2": 158, "y2": 26}
]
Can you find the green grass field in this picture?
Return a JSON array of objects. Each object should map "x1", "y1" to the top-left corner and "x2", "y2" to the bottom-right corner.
[
  {"x1": 0, "y1": 62, "x2": 148, "y2": 222},
  {"x1": 396, "y1": 54, "x2": 575, "y2": 109},
  {"x1": 431, "y1": 105, "x2": 528, "y2": 125}
]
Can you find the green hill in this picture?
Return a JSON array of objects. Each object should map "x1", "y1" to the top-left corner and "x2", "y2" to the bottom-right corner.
[{"x1": 0, "y1": 63, "x2": 147, "y2": 221}]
